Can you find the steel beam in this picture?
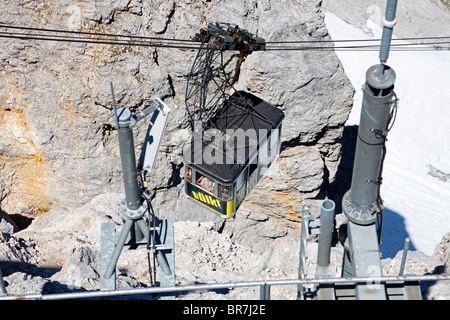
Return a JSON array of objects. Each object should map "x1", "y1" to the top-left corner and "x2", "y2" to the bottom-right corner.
[
  {"x1": 2, "y1": 275, "x2": 446, "y2": 300},
  {"x1": 347, "y1": 222, "x2": 386, "y2": 299}
]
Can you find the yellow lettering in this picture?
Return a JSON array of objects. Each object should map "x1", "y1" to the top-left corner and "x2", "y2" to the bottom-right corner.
[
  {"x1": 192, "y1": 189, "x2": 222, "y2": 209},
  {"x1": 199, "y1": 193, "x2": 206, "y2": 203},
  {"x1": 208, "y1": 196, "x2": 220, "y2": 208}
]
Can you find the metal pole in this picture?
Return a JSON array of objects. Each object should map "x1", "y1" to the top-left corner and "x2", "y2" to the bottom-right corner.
[
  {"x1": 340, "y1": 0, "x2": 399, "y2": 299},
  {"x1": 315, "y1": 200, "x2": 336, "y2": 300},
  {"x1": 342, "y1": 0, "x2": 398, "y2": 227},
  {"x1": 117, "y1": 120, "x2": 142, "y2": 211},
  {"x1": 399, "y1": 238, "x2": 410, "y2": 276},
  {"x1": 379, "y1": 0, "x2": 398, "y2": 65},
  {"x1": 1, "y1": 274, "x2": 448, "y2": 300},
  {"x1": 342, "y1": 65, "x2": 396, "y2": 226},
  {"x1": 259, "y1": 283, "x2": 270, "y2": 300},
  {"x1": 103, "y1": 88, "x2": 174, "y2": 292},
  {"x1": 317, "y1": 200, "x2": 335, "y2": 268}
]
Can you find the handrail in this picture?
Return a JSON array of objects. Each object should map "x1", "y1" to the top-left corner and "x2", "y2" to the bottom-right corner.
[{"x1": 0, "y1": 274, "x2": 447, "y2": 300}]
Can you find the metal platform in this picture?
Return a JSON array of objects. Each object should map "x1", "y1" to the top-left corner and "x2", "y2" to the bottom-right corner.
[{"x1": 333, "y1": 280, "x2": 422, "y2": 300}]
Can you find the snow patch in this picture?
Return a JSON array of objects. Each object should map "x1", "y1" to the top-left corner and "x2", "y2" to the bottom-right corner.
[{"x1": 324, "y1": 12, "x2": 450, "y2": 258}]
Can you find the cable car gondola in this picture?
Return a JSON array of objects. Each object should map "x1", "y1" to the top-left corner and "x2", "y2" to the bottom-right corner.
[{"x1": 183, "y1": 91, "x2": 284, "y2": 218}]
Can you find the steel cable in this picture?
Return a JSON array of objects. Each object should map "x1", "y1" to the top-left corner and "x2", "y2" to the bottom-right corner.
[{"x1": 0, "y1": 24, "x2": 449, "y2": 52}]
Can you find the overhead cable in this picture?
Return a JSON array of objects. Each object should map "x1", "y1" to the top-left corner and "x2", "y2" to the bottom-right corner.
[{"x1": 0, "y1": 24, "x2": 449, "y2": 52}]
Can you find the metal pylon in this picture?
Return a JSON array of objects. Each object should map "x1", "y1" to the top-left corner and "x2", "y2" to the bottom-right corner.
[
  {"x1": 100, "y1": 214, "x2": 175, "y2": 297},
  {"x1": 100, "y1": 83, "x2": 175, "y2": 298}
]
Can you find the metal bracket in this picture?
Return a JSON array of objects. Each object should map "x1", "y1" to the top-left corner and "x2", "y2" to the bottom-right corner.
[
  {"x1": 119, "y1": 200, "x2": 147, "y2": 221},
  {"x1": 342, "y1": 190, "x2": 380, "y2": 225},
  {"x1": 100, "y1": 218, "x2": 175, "y2": 297},
  {"x1": 137, "y1": 99, "x2": 171, "y2": 174},
  {"x1": 308, "y1": 219, "x2": 321, "y2": 235}
]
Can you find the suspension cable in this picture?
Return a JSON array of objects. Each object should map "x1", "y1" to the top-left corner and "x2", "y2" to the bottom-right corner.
[
  {"x1": 0, "y1": 24, "x2": 196, "y2": 43},
  {"x1": 0, "y1": 24, "x2": 449, "y2": 52},
  {"x1": 266, "y1": 35, "x2": 450, "y2": 44}
]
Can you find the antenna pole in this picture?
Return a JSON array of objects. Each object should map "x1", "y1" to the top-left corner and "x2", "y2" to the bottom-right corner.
[{"x1": 379, "y1": 0, "x2": 398, "y2": 73}]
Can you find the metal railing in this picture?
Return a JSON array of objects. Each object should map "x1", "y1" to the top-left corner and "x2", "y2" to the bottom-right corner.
[{"x1": 0, "y1": 274, "x2": 448, "y2": 300}]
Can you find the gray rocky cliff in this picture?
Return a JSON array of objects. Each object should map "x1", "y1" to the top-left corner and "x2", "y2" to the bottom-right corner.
[
  {"x1": 0, "y1": 0, "x2": 353, "y2": 235},
  {"x1": 1, "y1": 195, "x2": 449, "y2": 299}
]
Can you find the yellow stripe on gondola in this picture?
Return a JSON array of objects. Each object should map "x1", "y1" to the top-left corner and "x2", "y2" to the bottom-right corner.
[
  {"x1": 226, "y1": 199, "x2": 234, "y2": 216},
  {"x1": 186, "y1": 182, "x2": 234, "y2": 217},
  {"x1": 187, "y1": 194, "x2": 224, "y2": 216}
]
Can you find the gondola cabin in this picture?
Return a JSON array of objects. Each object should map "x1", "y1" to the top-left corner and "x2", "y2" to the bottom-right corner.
[{"x1": 183, "y1": 91, "x2": 284, "y2": 218}]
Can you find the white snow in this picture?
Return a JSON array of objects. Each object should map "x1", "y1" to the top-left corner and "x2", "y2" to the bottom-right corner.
[{"x1": 324, "y1": 12, "x2": 450, "y2": 258}]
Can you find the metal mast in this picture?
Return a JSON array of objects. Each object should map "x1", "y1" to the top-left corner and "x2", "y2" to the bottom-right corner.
[
  {"x1": 341, "y1": 0, "x2": 399, "y2": 299},
  {"x1": 100, "y1": 83, "x2": 175, "y2": 298}
]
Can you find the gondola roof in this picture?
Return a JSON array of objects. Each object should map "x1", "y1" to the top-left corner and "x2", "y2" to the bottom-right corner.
[{"x1": 183, "y1": 91, "x2": 284, "y2": 184}]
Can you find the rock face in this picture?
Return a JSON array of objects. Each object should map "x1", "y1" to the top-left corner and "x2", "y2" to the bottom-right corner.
[
  {"x1": 1, "y1": 194, "x2": 449, "y2": 299},
  {"x1": 0, "y1": 0, "x2": 353, "y2": 235},
  {"x1": 0, "y1": 193, "x2": 301, "y2": 298}
]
